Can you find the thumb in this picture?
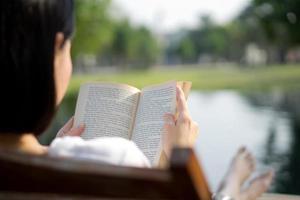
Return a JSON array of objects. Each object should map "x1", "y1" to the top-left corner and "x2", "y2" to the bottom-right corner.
[
  {"x1": 56, "y1": 117, "x2": 74, "y2": 137},
  {"x1": 67, "y1": 123, "x2": 85, "y2": 137}
]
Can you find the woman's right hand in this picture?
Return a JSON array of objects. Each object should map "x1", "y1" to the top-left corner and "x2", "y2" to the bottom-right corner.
[{"x1": 163, "y1": 86, "x2": 199, "y2": 158}]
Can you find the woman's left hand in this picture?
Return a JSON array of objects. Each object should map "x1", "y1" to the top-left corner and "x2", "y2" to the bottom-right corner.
[{"x1": 56, "y1": 116, "x2": 85, "y2": 137}]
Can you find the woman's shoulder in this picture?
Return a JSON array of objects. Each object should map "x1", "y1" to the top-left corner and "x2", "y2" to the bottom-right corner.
[{"x1": 48, "y1": 136, "x2": 150, "y2": 167}]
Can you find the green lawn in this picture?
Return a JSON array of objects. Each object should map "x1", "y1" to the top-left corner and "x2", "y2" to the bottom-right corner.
[{"x1": 67, "y1": 64, "x2": 300, "y2": 96}]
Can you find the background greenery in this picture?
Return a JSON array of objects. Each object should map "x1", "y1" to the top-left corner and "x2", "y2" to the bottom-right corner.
[{"x1": 71, "y1": 0, "x2": 300, "y2": 68}]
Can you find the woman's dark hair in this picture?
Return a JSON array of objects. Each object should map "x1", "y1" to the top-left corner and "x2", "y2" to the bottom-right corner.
[{"x1": 0, "y1": 0, "x2": 74, "y2": 135}]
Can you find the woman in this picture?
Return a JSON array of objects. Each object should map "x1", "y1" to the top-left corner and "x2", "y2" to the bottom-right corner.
[{"x1": 0, "y1": 0, "x2": 273, "y2": 199}]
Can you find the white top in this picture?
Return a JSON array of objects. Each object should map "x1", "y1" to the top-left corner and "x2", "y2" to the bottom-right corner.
[{"x1": 48, "y1": 136, "x2": 151, "y2": 168}]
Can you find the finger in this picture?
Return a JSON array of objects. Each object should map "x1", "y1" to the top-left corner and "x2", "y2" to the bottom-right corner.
[
  {"x1": 176, "y1": 86, "x2": 189, "y2": 115},
  {"x1": 178, "y1": 110, "x2": 192, "y2": 123},
  {"x1": 163, "y1": 123, "x2": 175, "y2": 131},
  {"x1": 164, "y1": 113, "x2": 176, "y2": 125},
  {"x1": 67, "y1": 123, "x2": 85, "y2": 136},
  {"x1": 192, "y1": 122, "x2": 199, "y2": 135},
  {"x1": 190, "y1": 126, "x2": 199, "y2": 144},
  {"x1": 56, "y1": 117, "x2": 75, "y2": 137},
  {"x1": 61, "y1": 116, "x2": 74, "y2": 132}
]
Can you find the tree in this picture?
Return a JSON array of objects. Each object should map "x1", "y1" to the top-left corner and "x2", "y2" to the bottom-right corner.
[
  {"x1": 72, "y1": 0, "x2": 160, "y2": 69},
  {"x1": 252, "y1": 0, "x2": 300, "y2": 62},
  {"x1": 72, "y1": 0, "x2": 114, "y2": 58},
  {"x1": 101, "y1": 20, "x2": 159, "y2": 69},
  {"x1": 127, "y1": 27, "x2": 160, "y2": 68},
  {"x1": 177, "y1": 37, "x2": 197, "y2": 63},
  {"x1": 172, "y1": 15, "x2": 231, "y2": 63}
]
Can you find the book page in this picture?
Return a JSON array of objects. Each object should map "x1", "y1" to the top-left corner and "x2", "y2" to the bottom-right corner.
[
  {"x1": 131, "y1": 81, "x2": 177, "y2": 165},
  {"x1": 74, "y1": 83, "x2": 140, "y2": 140}
]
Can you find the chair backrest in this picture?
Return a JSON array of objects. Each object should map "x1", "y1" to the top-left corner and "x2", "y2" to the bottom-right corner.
[{"x1": 0, "y1": 148, "x2": 211, "y2": 199}]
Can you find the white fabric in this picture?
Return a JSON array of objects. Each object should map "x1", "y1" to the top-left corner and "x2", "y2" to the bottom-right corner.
[{"x1": 48, "y1": 136, "x2": 150, "y2": 167}]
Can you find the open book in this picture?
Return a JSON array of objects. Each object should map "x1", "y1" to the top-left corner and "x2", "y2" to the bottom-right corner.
[{"x1": 74, "y1": 81, "x2": 191, "y2": 166}]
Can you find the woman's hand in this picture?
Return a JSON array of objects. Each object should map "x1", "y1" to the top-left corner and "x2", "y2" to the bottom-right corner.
[
  {"x1": 163, "y1": 86, "x2": 199, "y2": 158},
  {"x1": 56, "y1": 116, "x2": 85, "y2": 138}
]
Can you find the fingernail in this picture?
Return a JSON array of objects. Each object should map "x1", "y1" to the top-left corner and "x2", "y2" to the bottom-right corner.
[{"x1": 78, "y1": 123, "x2": 85, "y2": 128}]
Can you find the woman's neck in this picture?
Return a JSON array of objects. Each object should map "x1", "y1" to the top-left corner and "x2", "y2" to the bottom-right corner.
[{"x1": 0, "y1": 133, "x2": 47, "y2": 155}]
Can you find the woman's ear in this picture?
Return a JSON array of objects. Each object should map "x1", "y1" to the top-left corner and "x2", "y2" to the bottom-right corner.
[
  {"x1": 55, "y1": 32, "x2": 65, "y2": 54},
  {"x1": 53, "y1": 32, "x2": 72, "y2": 106}
]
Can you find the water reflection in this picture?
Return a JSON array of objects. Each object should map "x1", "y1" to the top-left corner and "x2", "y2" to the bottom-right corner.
[
  {"x1": 246, "y1": 91, "x2": 300, "y2": 195},
  {"x1": 40, "y1": 90, "x2": 300, "y2": 195}
]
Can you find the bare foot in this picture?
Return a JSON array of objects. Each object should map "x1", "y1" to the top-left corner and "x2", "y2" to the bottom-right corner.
[
  {"x1": 240, "y1": 171, "x2": 274, "y2": 200},
  {"x1": 216, "y1": 147, "x2": 273, "y2": 200},
  {"x1": 217, "y1": 147, "x2": 255, "y2": 199}
]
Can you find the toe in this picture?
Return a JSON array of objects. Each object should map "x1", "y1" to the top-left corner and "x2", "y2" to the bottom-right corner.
[
  {"x1": 246, "y1": 154, "x2": 256, "y2": 170},
  {"x1": 238, "y1": 146, "x2": 247, "y2": 153}
]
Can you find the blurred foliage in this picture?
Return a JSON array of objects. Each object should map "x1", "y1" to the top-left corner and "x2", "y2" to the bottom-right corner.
[
  {"x1": 73, "y1": 0, "x2": 113, "y2": 57},
  {"x1": 253, "y1": 0, "x2": 300, "y2": 63},
  {"x1": 71, "y1": 0, "x2": 300, "y2": 68},
  {"x1": 167, "y1": 0, "x2": 300, "y2": 65},
  {"x1": 167, "y1": 13, "x2": 265, "y2": 64},
  {"x1": 72, "y1": 0, "x2": 159, "y2": 68},
  {"x1": 254, "y1": 0, "x2": 300, "y2": 45},
  {"x1": 103, "y1": 21, "x2": 159, "y2": 69}
]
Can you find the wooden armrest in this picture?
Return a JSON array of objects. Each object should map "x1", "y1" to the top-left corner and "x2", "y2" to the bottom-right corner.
[{"x1": 0, "y1": 148, "x2": 211, "y2": 199}]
